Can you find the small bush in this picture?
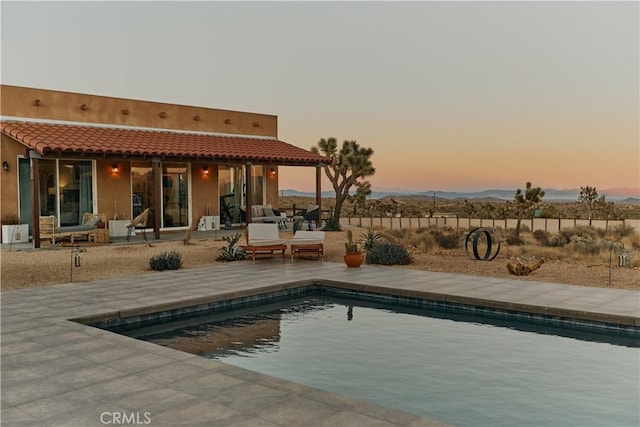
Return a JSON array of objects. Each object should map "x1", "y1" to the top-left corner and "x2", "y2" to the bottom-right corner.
[
  {"x1": 505, "y1": 235, "x2": 525, "y2": 246},
  {"x1": 533, "y1": 230, "x2": 551, "y2": 245},
  {"x1": 365, "y1": 243, "x2": 412, "y2": 265},
  {"x1": 610, "y1": 223, "x2": 635, "y2": 239},
  {"x1": 387, "y1": 229, "x2": 409, "y2": 239},
  {"x1": 628, "y1": 232, "x2": 640, "y2": 251},
  {"x1": 429, "y1": 227, "x2": 460, "y2": 249},
  {"x1": 559, "y1": 226, "x2": 599, "y2": 242},
  {"x1": 322, "y1": 219, "x2": 342, "y2": 231},
  {"x1": 569, "y1": 236, "x2": 601, "y2": 255},
  {"x1": 532, "y1": 230, "x2": 566, "y2": 247},
  {"x1": 149, "y1": 250, "x2": 183, "y2": 271},
  {"x1": 408, "y1": 233, "x2": 436, "y2": 252},
  {"x1": 216, "y1": 233, "x2": 248, "y2": 261}
]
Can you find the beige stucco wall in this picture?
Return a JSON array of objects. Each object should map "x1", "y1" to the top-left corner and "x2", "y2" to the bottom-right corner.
[
  {"x1": 96, "y1": 160, "x2": 133, "y2": 221},
  {"x1": 1, "y1": 85, "x2": 278, "y2": 137},
  {"x1": 191, "y1": 163, "x2": 219, "y2": 219},
  {"x1": 0, "y1": 135, "x2": 26, "y2": 223},
  {"x1": 265, "y1": 166, "x2": 280, "y2": 209}
]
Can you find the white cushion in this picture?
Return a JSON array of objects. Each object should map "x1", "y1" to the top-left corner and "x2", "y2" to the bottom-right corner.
[
  {"x1": 84, "y1": 217, "x2": 100, "y2": 226},
  {"x1": 248, "y1": 239, "x2": 287, "y2": 247},
  {"x1": 289, "y1": 239, "x2": 323, "y2": 246},
  {"x1": 251, "y1": 206, "x2": 264, "y2": 217},
  {"x1": 293, "y1": 231, "x2": 325, "y2": 241},
  {"x1": 247, "y1": 223, "x2": 281, "y2": 241}
]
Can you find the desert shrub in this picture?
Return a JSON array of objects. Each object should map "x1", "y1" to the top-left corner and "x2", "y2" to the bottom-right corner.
[
  {"x1": 610, "y1": 223, "x2": 635, "y2": 239},
  {"x1": 569, "y1": 236, "x2": 601, "y2": 255},
  {"x1": 532, "y1": 230, "x2": 566, "y2": 247},
  {"x1": 408, "y1": 233, "x2": 436, "y2": 252},
  {"x1": 533, "y1": 230, "x2": 551, "y2": 246},
  {"x1": 429, "y1": 227, "x2": 460, "y2": 249},
  {"x1": 149, "y1": 250, "x2": 183, "y2": 271},
  {"x1": 387, "y1": 229, "x2": 409, "y2": 239},
  {"x1": 559, "y1": 226, "x2": 599, "y2": 242},
  {"x1": 519, "y1": 245, "x2": 564, "y2": 261},
  {"x1": 360, "y1": 228, "x2": 382, "y2": 251},
  {"x1": 628, "y1": 232, "x2": 640, "y2": 251},
  {"x1": 322, "y1": 219, "x2": 342, "y2": 231},
  {"x1": 505, "y1": 235, "x2": 525, "y2": 246},
  {"x1": 216, "y1": 233, "x2": 248, "y2": 261},
  {"x1": 365, "y1": 243, "x2": 412, "y2": 265}
]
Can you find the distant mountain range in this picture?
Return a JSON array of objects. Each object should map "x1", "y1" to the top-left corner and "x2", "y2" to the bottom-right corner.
[{"x1": 281, "y1": 188, "x2": 640, "y2": 203}]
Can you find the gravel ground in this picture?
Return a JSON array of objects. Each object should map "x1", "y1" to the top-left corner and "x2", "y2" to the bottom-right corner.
[{"x1": 1, "y1": 227, "x2": 638, "y2": 291}]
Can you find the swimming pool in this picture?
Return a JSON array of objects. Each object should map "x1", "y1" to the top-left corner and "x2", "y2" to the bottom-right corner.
[{"x1": 115, "y1": 292, "x2": 640, "y2": 427}]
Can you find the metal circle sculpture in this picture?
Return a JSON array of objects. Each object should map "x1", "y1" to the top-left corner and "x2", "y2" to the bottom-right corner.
[{"x1": 464, "y1": 227, "x2": 501, "y2": 261}]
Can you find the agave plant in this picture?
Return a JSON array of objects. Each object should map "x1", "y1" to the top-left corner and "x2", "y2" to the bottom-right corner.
[
  {"x1": 360, "y1": 227, "x2": 381, "y2": 251},
  {"x1": 216, "y1": 233, "x2": 248, "y2": 261}
]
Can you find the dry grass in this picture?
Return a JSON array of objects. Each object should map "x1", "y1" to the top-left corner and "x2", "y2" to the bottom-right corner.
[{"x1": 1, "y1": 227, "x2": 638, "y2": 292}]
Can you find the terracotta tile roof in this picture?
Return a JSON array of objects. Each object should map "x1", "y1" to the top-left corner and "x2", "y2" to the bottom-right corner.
[{"x1": 0, "y1": 121, "x2": 327, "y2": 165}]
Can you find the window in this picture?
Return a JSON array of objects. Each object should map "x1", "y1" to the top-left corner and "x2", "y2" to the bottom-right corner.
[
  {"x1": 218, "y1": 164, "x2": 266, "y2": 224},
  {"x1": 26, "y1": 159, "x2": 93, "y2": 226},
  {"x1": 131, "y1": 164, "x2": 154, "y2": 227},
  {"x1": 162, "y1": 164, "x2": 188, "y2": 227}
]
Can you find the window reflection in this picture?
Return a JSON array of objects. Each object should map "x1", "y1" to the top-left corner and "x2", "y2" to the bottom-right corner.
[{"x1": 162, "y1": 164, "x2": 188, "y2": 227}]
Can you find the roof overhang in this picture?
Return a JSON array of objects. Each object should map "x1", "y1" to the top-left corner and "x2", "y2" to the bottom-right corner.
[{"x1": 0, "y1": 120, "x2": 329, "y2": 166}]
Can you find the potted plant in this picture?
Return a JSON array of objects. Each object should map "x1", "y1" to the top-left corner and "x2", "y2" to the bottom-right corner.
[{"x1": 344, "y1": 230, "x2": 364, "y2": 268}]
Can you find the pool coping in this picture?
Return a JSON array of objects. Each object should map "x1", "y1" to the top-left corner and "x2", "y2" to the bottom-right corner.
[
  {"x1": 74, "y1": 280, "x2": 640, "y2": 336},
  {"x1": 2, "y1": 261, "x2": 639, "y2": 426}
]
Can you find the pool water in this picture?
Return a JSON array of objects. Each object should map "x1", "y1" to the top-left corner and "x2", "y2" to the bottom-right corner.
[{"x1": 122, "y1": 296, "x2": 640, "y2": 427}]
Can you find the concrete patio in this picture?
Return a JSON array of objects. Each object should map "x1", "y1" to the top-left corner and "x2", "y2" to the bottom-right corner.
[{"x1": 2, "y1": 261, "x2": 639, "y2": 426}]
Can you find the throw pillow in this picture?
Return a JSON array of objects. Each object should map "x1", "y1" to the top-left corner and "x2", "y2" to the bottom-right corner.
[{"x1": 84, "y1": 217, "x2": 100, "y2": 226}]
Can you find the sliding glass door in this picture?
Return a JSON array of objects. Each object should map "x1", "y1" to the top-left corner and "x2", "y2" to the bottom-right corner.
[
  {"x1": 162, "y1": 164, "x2": 188, "y2": 227},
  {"x1": 19, "y1": 159, "x2": 94, "y2": 227},
  {"x1": 218, "y1": 164, "x2": 267, "y2": 225},
  {"x1": 131, "y1": 162, "x2": 189, "y2": 228},
  {"x1": 58, "y1": 161, "x2": 93, "y2": 226},
  {"x1": 131, "y1": 164, "x2": 154, "y2": 227}
]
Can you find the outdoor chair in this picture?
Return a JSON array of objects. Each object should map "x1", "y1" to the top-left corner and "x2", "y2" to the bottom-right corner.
[
  {"x1": 242, "y1": 223, "x2": 287, "y2": 263},
  {"x1": 81, "y1": 212, "x2": 107, "y2": 243},
  {"x1": 39, "y1": 215, "x2": 99, "y2": 245},
  {"x1": 126, "y1": 208, "x2": 149, "y2": 242},
  {"x1": 250, "y1": 204, "x2": 287, "y2": 229},
  {"x1": 289, "y1": 230, "x2": 325, "y2": 263},
  {"x1": 293, "y1": 204, "x2": 320, "y2": 231}
]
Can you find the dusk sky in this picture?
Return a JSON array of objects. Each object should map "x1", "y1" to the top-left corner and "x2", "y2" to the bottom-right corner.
[{"x1": 1, "y1": 1, "x2": 638, "y2": 194}]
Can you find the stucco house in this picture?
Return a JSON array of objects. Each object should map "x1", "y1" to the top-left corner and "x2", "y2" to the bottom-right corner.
[{"x1": 0, "y1": 85, "x2": 326, "y2": 247}]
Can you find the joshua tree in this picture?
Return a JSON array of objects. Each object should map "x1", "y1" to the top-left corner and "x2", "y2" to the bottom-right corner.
[
  {"x1": 513, "y1": 182, "x2": 545, "y2": 236},
  {"x1": 312, "y1": 137, "x2": 375, "y2": 228},
  {"x1": 578, "y1": 186, "x2": 599, "y2": 220},
  {"x1": 349, "y1": 180, "x2": 372, "y2": 215}
]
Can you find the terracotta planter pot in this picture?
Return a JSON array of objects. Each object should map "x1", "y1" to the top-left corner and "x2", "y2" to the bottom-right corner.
[{"x1": 344, "y1": 251, "x2": 364, "y2": 268}]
